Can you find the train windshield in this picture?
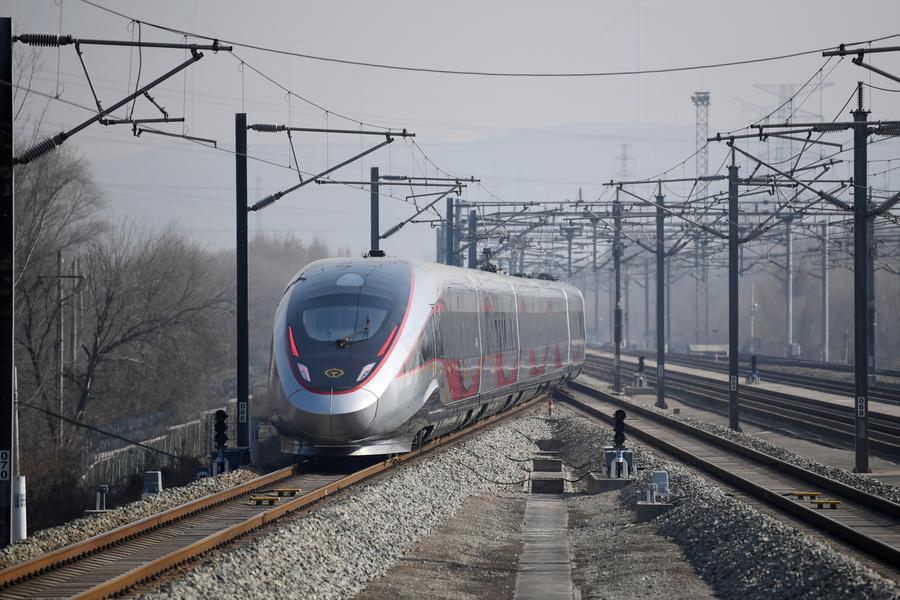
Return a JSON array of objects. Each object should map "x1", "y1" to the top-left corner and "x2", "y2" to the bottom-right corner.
[
  {"x1": 300, "y1": 295, "x2": 390, "y2": 343},
  {"x1": 285, "y1": 261, "x2": 411, "y2": 390}
]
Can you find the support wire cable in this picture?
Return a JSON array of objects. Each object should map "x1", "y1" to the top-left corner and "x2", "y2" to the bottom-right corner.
[{"x1": 75, "y1": 2, "x2": 900, "y2": 78}]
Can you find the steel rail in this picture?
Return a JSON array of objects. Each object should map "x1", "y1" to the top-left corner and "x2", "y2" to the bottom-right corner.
[
  {"x1": 605, "y1": 347, "x2": 900, "y2": 404},
  {"x1": 583, "y1": 355, "x2": 900, "y2": 433},
  {"x1": 0, "y1": 395, "x2": 543, "y2": 599},
  {"x1": 0, "y1": 465, "x2": 296, "y2": 586},
  {"x1": 586, "y1": 344, "x2": 900, "y2": 381},
  {"x1": 557, "y1": 382, "x2": 900, "y2": 567},
  {"x1": 582, "y1": 357, "x2": 900, "y2": 455}
]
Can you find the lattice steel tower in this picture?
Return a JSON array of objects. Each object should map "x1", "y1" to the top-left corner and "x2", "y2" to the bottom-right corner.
[
  {"x1": 692, "y1": 92, "x2": 710, "y2": 183},
  {"x1": 691, "y1": 92, "x2": 711, "y2": 344}
]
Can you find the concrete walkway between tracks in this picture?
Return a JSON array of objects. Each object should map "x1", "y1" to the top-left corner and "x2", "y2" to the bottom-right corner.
[{"x1": 513, "y1": 496, "x2": 574, "y2": 600}]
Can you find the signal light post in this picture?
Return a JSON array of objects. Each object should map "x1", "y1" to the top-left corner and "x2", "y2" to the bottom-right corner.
[
  {"x1": 613, "y1": 409, "x2": 626, "y2": 448},
  {"x1": 214, "y1": 409, "x2": 229, "y2": 450},
  {"x1": 212, "y1": 409, "x2": 229, "y2": 475}
]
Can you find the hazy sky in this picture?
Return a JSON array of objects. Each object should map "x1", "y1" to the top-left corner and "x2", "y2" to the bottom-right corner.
[{"x1": 6, "y1": 0, "x2": 900, "y2": 260}]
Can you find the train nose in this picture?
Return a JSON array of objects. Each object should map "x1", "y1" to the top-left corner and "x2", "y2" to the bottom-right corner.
[{"x1": 287, "y1": 388, "x2": 378, "y2": 440}]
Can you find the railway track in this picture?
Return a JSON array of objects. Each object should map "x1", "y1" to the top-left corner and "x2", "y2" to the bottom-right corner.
[
  {"x1": 584, "y1": 354, "x2": 900, "y2": 458},
  {"x1": 0, "y1": 397, "x2": 542, "y2": 599},
  {"x1": 556, "y1": 381, "x2": 900, "y2": 568},
  {"x1": 590, "y1": 346, "x2": 900, "y2": 405}
]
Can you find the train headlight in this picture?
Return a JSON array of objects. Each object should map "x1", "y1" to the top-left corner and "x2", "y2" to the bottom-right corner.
[
  {"x1": 357, "y1": 362, "x2": 376, "y2": 382},
  {"x1": 296, "y1": 362, "x2": 311, "y2": 382}
]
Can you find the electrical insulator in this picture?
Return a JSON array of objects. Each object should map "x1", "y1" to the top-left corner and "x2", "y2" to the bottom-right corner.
[
  {"x1": 249, "y1": 192, "x2": 281, "y2": 212},
  {"x1": 15, "y1": 137, "x2": 61, "y2": 164},
  {"x1": 248, "y1": 123, "x2": 283, "y2": 133},
  {"x1": 15, "y1": 33, "x2": 74, "y2": 47}
]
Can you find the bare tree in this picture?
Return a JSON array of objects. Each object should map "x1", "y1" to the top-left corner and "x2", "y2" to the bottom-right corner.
[
  {"x1": 71, "y1": 225, "x2": 230, "y2": 420},
  {"x1": 14, "y1": 146, "x2": 105, "y2": 436}
]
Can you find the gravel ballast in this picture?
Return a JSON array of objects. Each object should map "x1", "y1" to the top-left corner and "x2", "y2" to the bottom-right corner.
[
  {"x1": 137, "y1": 410, "x2": 552, "y2": 600},
  {"x1": 555, "y1": 403, "x2": 899, "y2": 599},
  {"x1": 0, "y1": 469, "x2": 259, "y2": 570}
]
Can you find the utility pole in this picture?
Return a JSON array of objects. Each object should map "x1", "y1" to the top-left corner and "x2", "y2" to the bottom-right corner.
[
  {"x1": 67, "y1": 259, "x2": 80, "y2": 367},
  {"x1": 820, "y1": 223, "x2": 829, "y2": 362},
  {"x1": 784, "y1": 216, "x2": 795, "y2": 357},
  {"x1": 561, "y1": 225, "x2": 578, "y2": 278},
  {"x1": 609, "y1": 274, "x2": 614, "y2": 345},
  {"x1": 591, "y1": 219, "x2": 599, "y2": 338},
  {"x1": 643, "y1": 256, "x2": 650, "y2": 350},
  {"x1": 435, "y1": 225, "x2": 444, "y2": 263},
  {"x1": 749, "y1": 279, "x2": 757, "y2": 352},
  {"x1": 655, "y1": 187, "x2": 667, "y2": 409},
  {"x1": 453, "y1": 202, "x2": 462, "y2": 266},
  {"x1": 727, "y1": 155, "x2": 741, "y2": 431},
  {"x1": 55, "y1": 252, "x2": 64, "y2": 447},
  {"x1": 867, "y1": 189, "x2": 876, "y2": 382},
  {"x1": 235, "y1": 113, "x2": 249, "y2": 450},
  {"x1": 852, "y1": 82, "x2": 870, "y2": 473},
  {"x1": 467, "y1": 209, "x2": 477, "y2": 268},
  {"x1": 1, "y1": 16, "x2": 13, "y2": 549},
  {"x1": 370, "y1": 167, "x2": 379, "y2": 251},
  {"x1": 613, "y1": 191, "x2": 623, "y2": 392},
  {"x1": 623, "y1": 271, "x2": 630, "y2": 348},
  {"x1": 702, "y1": 238, "x2": 710, "y2": 344},
  {"x1": 694, "y1": 240, "x2": 701, "y2": 344},
  {"x1": 665, "y1": 254, "x2": 671, "y2": 348},
  {"x1": 445, "y1": 197, "x2": 455, "y2": 266}
]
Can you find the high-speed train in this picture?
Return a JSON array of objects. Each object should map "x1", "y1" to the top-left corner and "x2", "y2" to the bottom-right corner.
[{"x1": 262, "y1": 255, "x2": 585, "y2": 456}]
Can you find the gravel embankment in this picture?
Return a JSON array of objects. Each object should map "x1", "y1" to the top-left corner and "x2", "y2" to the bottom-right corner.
[
  {"x1": 579, "y1": 376, "x2": 900, "y2": 504},
  {"x1": 0, "y1": 469, "x2": 259, "y2": 570},
  {"x1": 554, "y1": 405, "x2": 899, "y2": 599},
  {"x1": 137, "y1": 411, "x2": 552, "y2": 600}
]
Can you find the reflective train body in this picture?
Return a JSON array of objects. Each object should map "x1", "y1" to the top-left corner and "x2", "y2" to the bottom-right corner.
[{"x1": 263, "y1": 256, "x2": 585, "y2": 456}]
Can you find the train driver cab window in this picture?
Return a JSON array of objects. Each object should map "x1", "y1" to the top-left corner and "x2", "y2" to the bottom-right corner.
[{"x1": 300, "y1": 296, "x2": 390, "y2": 342}]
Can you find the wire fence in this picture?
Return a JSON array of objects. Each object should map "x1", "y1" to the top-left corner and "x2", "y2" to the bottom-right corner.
[{"x1": 84, "y1": 399, "x2": 237, "y2": 485}]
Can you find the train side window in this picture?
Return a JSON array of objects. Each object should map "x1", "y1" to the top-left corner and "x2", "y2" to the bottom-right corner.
[{"x1": 420, "y1": 316, "x2": 436, "y2": 364}]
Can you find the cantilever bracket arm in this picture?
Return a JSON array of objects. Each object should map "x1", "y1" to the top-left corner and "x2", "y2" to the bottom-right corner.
[
  {"x1": 15, "y1": 51, "x2": 204, "y2": 164},
  {"x1": 728, "y1": 142, "x2": 851, "y2": 212},
  {"x1": 249, "y1": 137, "x2": 393, "y2": 211},
  {"x1": 852, "y1": 55, "x2": 900, "y2": 85},
  {"x1": 248, "y1": 123, "x2": 414, "y2": 138},
  {"x1": 616, "y1": 186, "x2": 726, "y2": 240},
  {"x1": 14, "y1": 33, "x2": 230, "y2": 52},
  {"x1": 381, "y1": 186, "x2": 457, "y2": 239},
  {"x1": 823, "y1": 43, "x2": 900, "y2": 58},
  {"x1": 459, "y1": 206, "x2": 531, "y2": 255}
]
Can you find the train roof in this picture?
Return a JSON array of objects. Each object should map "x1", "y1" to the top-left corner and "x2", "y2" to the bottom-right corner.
[{"x1": 292, "y1": 255, "x2": 583, "y2": 298}]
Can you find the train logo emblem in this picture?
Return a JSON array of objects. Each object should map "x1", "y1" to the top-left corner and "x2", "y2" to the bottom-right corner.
[{"x1": 324, "y1": 368, "x2": 344, "y2": 378}]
